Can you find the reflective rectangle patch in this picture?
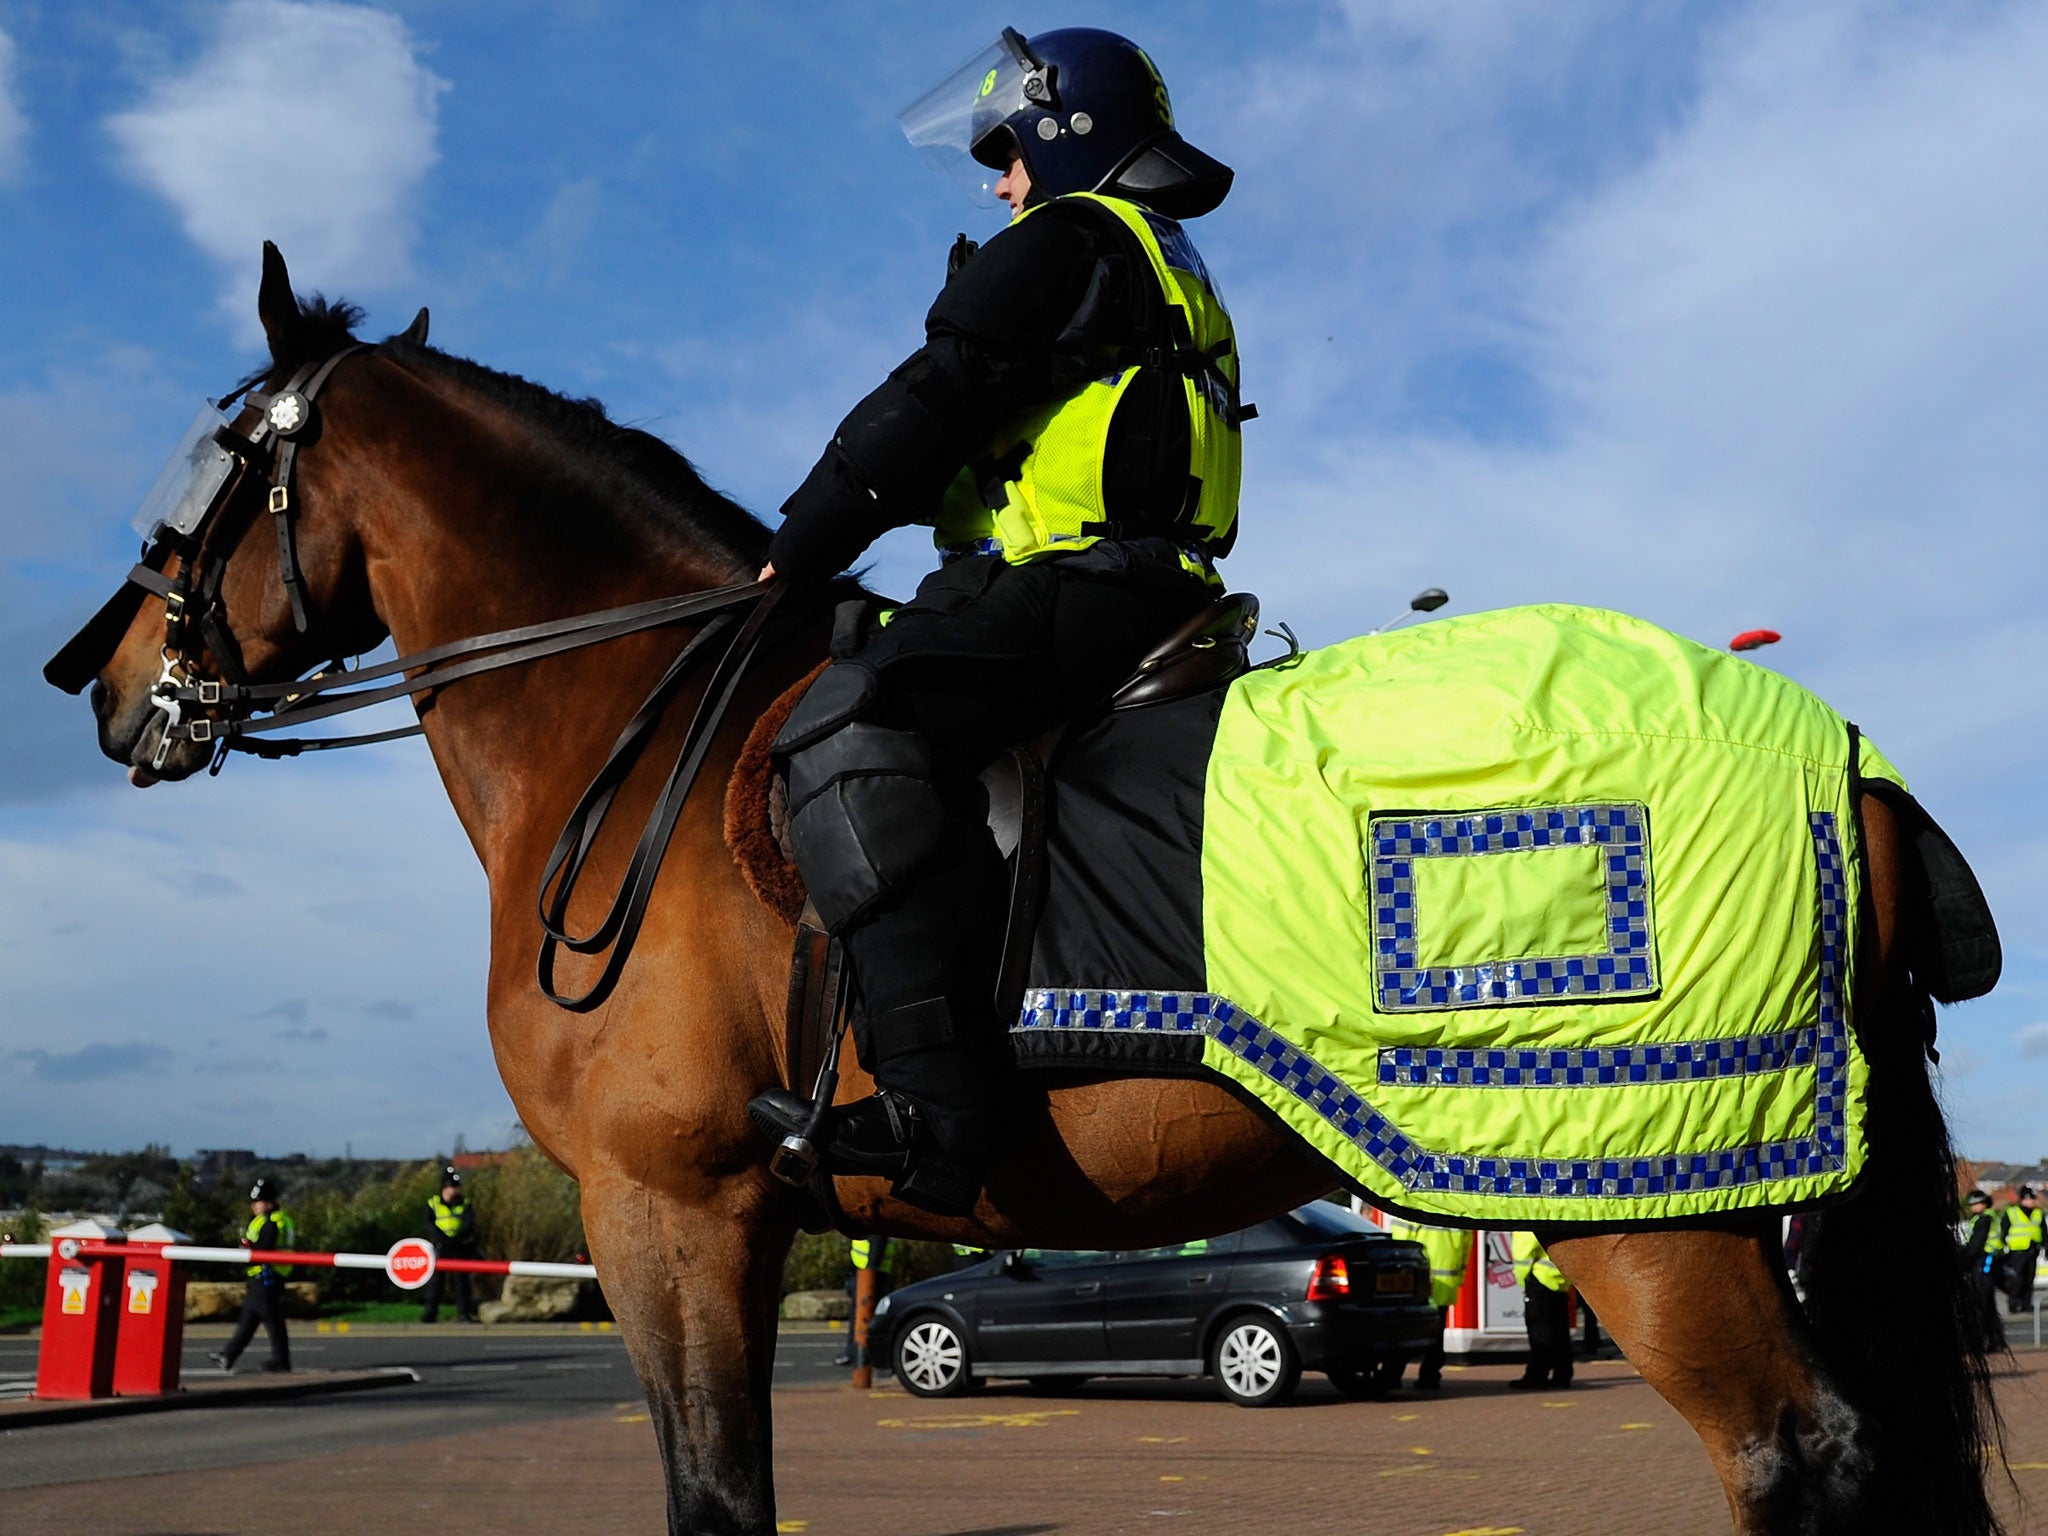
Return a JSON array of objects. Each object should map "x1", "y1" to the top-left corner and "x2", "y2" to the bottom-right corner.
[{"x1": 1370, "y1": 803, "x2": 1657, "y2": 1012}]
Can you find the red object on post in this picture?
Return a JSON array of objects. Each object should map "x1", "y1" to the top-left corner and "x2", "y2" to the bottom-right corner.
[
  {"x1": 113, "y1": 1223, "x2": 192, "y2": 1396},
  {"x1": 34, "y1": 1220, "x2": 127, "y2": 1401},
  {"x1": 1449, "y1": 1234, "x2": 1481, "y2": 1330}
]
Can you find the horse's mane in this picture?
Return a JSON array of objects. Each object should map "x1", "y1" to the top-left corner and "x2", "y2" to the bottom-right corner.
[{"x1": 262, "y1": 296, "x2": 773, "y2": 569}]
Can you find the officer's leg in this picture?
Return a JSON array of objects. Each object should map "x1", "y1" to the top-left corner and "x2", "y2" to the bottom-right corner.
[
  {"x1": 1414, "y1": 1307, "x2": 1447, "y2": 1387},
  {"x1": 453, "y1": 1267, "x2": 475, "y2": 1322},
  {"x1": 420, "y1": 1267, "x2": 442, "y2": 1323},
  {"x1": 260, "y1": 1282, "x2": 290, "y2": 1370},
  {"x1": 217, "y1": 1281, "x2": 264, "y2": 1368}
]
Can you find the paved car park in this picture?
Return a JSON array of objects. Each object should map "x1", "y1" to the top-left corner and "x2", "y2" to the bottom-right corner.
[{"x1": 3, "y1": 1338, "x2": 2042, "y2": 1533}]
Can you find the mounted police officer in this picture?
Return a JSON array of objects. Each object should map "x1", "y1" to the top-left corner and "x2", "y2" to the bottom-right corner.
[
  {"x1": 421, "y1": 1165, "x2": 481, "y2": 1324},
  {"x1": 750, "y1": 27, "x2": 1245, "y2": 1216},
  {"x1": 209, "y1": 1176, "x2": 295, "y2": 1374}
]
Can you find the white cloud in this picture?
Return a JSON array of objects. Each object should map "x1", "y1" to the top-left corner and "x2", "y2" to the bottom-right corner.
[
  {"x1": 2016, "y1": 1023, "x2": 2048, "y2": 1061},
  {"x1": 0, "y1": 29, "x2": 26, "y2": 181},
  {"x1": 107, "y1": 0, "x2": 448, "y2": 340}
]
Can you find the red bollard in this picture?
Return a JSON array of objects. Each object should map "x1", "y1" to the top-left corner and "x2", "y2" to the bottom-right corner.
[
  {"x1": 850, "y1": 1266, "x2": 877, "y2": 1390},
  {"x1": 34, "y1": 1220, "x2": 127, "y2": 1401},
  {"x1": 113, "y1": 1223, "x2": 192, "y2": 1396}
]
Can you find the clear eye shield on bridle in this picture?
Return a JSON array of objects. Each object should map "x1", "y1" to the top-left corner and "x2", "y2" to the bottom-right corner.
[{"x1": 43, "y1": 346, "x2": 367, "y2": 699}]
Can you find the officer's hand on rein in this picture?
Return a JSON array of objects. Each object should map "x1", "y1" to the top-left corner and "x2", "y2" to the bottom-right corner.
[{"x1": 758, "y1": 563, "x2": 777, "y2": 583}]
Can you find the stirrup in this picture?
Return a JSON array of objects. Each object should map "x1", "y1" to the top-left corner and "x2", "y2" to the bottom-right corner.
[{"x1": 749, "y1": 1088, "x2": 831, "y2": 1188}]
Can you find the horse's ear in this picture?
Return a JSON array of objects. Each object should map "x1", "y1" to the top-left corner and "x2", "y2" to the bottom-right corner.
[
  {"x1": 257, "y1": 241, "x2": 303, "y2": 362},
  {"x1": 398, "y1": 307, "x2": 430, "y2": 346}
]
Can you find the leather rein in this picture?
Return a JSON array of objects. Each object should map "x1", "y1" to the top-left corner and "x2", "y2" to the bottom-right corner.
[{"x1": 49, "y1": 342, "x2": 797, "y2": 1012}]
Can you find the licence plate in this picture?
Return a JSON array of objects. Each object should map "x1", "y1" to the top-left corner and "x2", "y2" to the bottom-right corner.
[{"x1": 1374, "y1": 1270, "x2": 1415, "y2": 1294}]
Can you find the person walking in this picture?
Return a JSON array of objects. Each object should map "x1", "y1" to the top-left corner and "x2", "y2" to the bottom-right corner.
[
  {"x1": 1384, "y1": 1216, "x2": 1471, "y2": 1390},
  {"x1": 209, "y1": 1177, "x2": 295, "y2": 1374},
  {"x1": 420, "y1": 1166, "x2": 481, "y2": 1324},
  {"x1": 1509, "y1": 1231, "x2": 1572, "y2": 1391},
  {"x1": 1961, "y1": 1189, "x2": 2006, "y2": 1349},
  {"x1": 2004, "y1": 1186, "x2": 2042, "y2": 1315}
]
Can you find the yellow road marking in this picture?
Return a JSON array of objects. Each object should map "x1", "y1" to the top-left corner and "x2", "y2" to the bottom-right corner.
[
  {"x1": 1411, "y1": 1446, "x2": 1434, "y2": 1456},
  {"x1": 337, "y1": 1320, "x2": 350, "y2": 1333},
  {"x1": 1619, "y1": 1422, "x2": 1654, "y2": 1430},
  {"x1": 876, "y1": 1409, "x2": 1082, "y2": 1431},
  {"x1": 1393, "y1": 1413, "x2": 1421, "y2": 1422},
  {"x1": 1443, "y1": 1528, "x2": 1526, "y2": 1535},
  {"x1": 777, "y1": 1522, "x2": 809, "y2": 1533},
  {"x1": 1160, "y1": 1475, "x2": 1184, "y2": 1482},
  {"x1": 2011, "y1": 1461, "x2": 2048, "y2": 1470},
  {"x1": 1136, "y1": 1435, "x2": 1190, "y2": 1443},
  {"x1": 1541, "y1": 1400, "x2": 1574, "y2": 1408},
  {"x1": 615, "y1": 1412, "x2": 650, "y2": 1424}
]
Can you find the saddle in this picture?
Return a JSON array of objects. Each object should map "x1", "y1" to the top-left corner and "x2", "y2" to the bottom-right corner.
[{"x1": 739, "y1": 591, "x2": 1260, "y2": 1213}]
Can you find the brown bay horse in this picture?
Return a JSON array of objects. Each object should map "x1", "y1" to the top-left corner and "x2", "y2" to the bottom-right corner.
[{"x1": 60, "y1": 249, "x2": 2001, "y2": 1534}]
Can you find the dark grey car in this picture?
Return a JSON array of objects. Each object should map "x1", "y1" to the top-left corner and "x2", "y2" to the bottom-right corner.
[{"x1": 864, "y1": 1202, "x2": 1438, "y2": 1406}]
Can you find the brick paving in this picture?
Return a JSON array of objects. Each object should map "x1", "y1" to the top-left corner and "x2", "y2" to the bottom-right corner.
[{"x1": 5, "y1": 1356, "x2": 2043, "y2": 1534}]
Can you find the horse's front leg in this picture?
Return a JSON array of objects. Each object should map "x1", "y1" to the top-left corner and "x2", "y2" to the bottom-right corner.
[
  {"x1": 580, "y1": 1164, "x2": 795, "y2": 1536},
  {"x1": 1549, "y1": 1226, "x2": 1873, "y2": 1535}
]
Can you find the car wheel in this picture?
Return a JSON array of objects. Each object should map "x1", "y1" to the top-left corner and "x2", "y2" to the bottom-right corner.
[
  {"x1": 1211, "y1": 1315, "x2": 1301, "y2": 1407},
  {"x1": 894, "y1": 1315, "x2": 971, "y2": 1398}
]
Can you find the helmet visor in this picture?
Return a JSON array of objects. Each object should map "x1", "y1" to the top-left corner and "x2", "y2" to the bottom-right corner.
[
  {"x1": 132, "y1": 402, "x2": 239, "y2": 542},
  {"x1": 897, "y1": 35, "x2": 1038, "y2": 207}
]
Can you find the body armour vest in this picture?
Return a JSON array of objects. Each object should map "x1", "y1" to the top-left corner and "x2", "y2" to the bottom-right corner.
[{"x1": 933, "y1": 192, "x2": 1243, "y2": 576}]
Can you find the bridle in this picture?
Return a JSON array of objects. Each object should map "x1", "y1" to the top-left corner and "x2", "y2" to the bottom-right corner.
[{"x1": 43, "y1": 342, "x2": 798, "y2": 1011}]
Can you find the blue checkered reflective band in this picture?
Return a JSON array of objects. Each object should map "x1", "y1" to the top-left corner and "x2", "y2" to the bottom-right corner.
[
  {"x1": 1378, "y1": 1028, "x2": 1812, "y2": 1087},
  {"x1": 1014, "y1": 812, "x2": 1849, "y2": 1201},
  {"x1": 1371, "y1": 803, "x2": 1656, "y2": 1012}
]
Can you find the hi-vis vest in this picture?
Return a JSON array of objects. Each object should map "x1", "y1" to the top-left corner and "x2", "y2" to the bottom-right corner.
[
  {"x1": 1386, "y1": 1217, "x2": 1473, "y2": 1309},
  {"x1": 2007, "y1": 1205, "x2": 2044, "y2": 1254},
  {"x1": 429, "y1": 1194, "x2": 466, "y2": 1239},
  {"x1": 1511, "y1": 1231, "x2": 1567, "y2": 1294},
  {"x1": 934, "y1": 192, "x2": 1242, "y2": 577},
  {"x1": 245, "y1": 1211, "x2": 296, "y2": 1279},
  {"x1": 851, "y1": 1238, "x2": 891, "y2": 1272}
]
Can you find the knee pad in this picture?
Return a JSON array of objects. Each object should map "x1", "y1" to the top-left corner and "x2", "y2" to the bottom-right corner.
[
  {"x1": 773, "y1": 659, "x2": 878, "y2": 756},
  {"x1": 784, "y1": 718, "x2": 946, "y2": 931}
]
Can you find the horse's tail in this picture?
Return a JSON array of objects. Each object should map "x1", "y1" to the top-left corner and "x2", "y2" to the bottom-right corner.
[{"x1": 1801, "y1": 979, "x2": 2007, "y2": 1535}]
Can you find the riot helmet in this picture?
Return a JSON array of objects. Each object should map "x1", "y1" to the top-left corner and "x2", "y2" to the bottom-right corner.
[
  {"x1": 899, "y1": 27, "x2": 1233, "y2": 218},
  {"x1": 248, "y1": 1176, "x2": 278, "y2": 1203}
]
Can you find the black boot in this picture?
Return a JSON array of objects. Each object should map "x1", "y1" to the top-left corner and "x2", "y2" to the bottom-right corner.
[{"x1": 748, "y1": 1087, "x2": 984, "y2": 1216}]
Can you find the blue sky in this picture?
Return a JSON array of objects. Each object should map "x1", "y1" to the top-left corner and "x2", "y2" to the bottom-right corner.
[{"x1": 2, "y1": 1, "x2": 2045, "y2": 1162}]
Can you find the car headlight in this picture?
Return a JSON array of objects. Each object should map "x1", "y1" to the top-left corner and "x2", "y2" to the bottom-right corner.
[{"x1": 872, "y1": 1295, "x2": 892, "y2": 1317}]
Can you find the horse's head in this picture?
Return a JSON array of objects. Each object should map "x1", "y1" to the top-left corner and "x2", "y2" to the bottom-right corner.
[{"x1": 47, "y1": 244, "x2": 415, "y2": 785}]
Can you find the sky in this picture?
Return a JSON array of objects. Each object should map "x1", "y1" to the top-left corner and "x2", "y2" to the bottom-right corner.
[{"x1": 2, "y1": 0, "x2": 2044, "y2": 1163}]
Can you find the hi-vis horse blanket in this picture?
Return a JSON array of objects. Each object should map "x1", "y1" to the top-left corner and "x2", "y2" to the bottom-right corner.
[{"x1": 1013, "y1": 603, "x2": 1909, "y2": 1225}]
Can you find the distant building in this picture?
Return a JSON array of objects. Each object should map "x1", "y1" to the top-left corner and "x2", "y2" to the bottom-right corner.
[
  {"x1": 1960, "y1": 1158, "x2": 2048, "y2": 1204},
  {"x1": 195, "y1": 1149, "x2": 258, "y2": 1180}
]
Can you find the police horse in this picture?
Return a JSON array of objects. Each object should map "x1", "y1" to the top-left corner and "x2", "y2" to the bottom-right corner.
[{"x1": 48, "y1": 250, "x2": 2004, "y2": 1535}]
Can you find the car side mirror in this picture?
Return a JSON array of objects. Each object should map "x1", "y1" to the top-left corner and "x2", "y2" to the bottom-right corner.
[{"x1": 999, "y1": 1249, "x2": 1028, "y2": 1276}]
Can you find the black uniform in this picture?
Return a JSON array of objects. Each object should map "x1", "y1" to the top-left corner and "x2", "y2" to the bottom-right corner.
[
  {"x1": 421, "y1": 1193, "x2": 481, "y2": 1324},
  {"x1": 768, "y1": 206, "x2": 1214, "y2": 1186},
  {"x1": 1963, "y1": 1205, "x2": 2007, "y2": 1348},
  {"x1": 219, "y1": 1212, "x2": 292, "y2": 1372}
]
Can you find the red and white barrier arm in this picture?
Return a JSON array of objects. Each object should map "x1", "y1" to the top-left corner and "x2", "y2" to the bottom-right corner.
[{"x1": 1, "y1": 1241, "x2": 595, "y2": 1280}]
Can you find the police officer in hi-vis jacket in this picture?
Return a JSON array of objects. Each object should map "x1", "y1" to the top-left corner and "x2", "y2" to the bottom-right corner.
[
  {"x1": 210, "y1": 1177, "x2": 295, "y2": 1374},
  {"x1": 750, "y1": 26, "x2": 1246, "y2": 1217},
  {"x1": 421, "y1": 1166, "x2": 482, "y2": 1324}
]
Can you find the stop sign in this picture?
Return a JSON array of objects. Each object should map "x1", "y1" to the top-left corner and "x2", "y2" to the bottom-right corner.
[{"x1": 386, "y1": 1236, "x2": 437, "y2": 1291}]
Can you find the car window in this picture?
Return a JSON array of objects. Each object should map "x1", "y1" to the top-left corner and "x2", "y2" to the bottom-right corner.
[
  {"x1": 1288, "y1": 1201, "x2": 1381, "y2": 1239},
  {"x1": 1120, "y1": 1233, "x2": 1242, "y2": 1263},
  {"x1": 1017, "y1": 1248, "x2": 1115, "y2": 1268}
]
